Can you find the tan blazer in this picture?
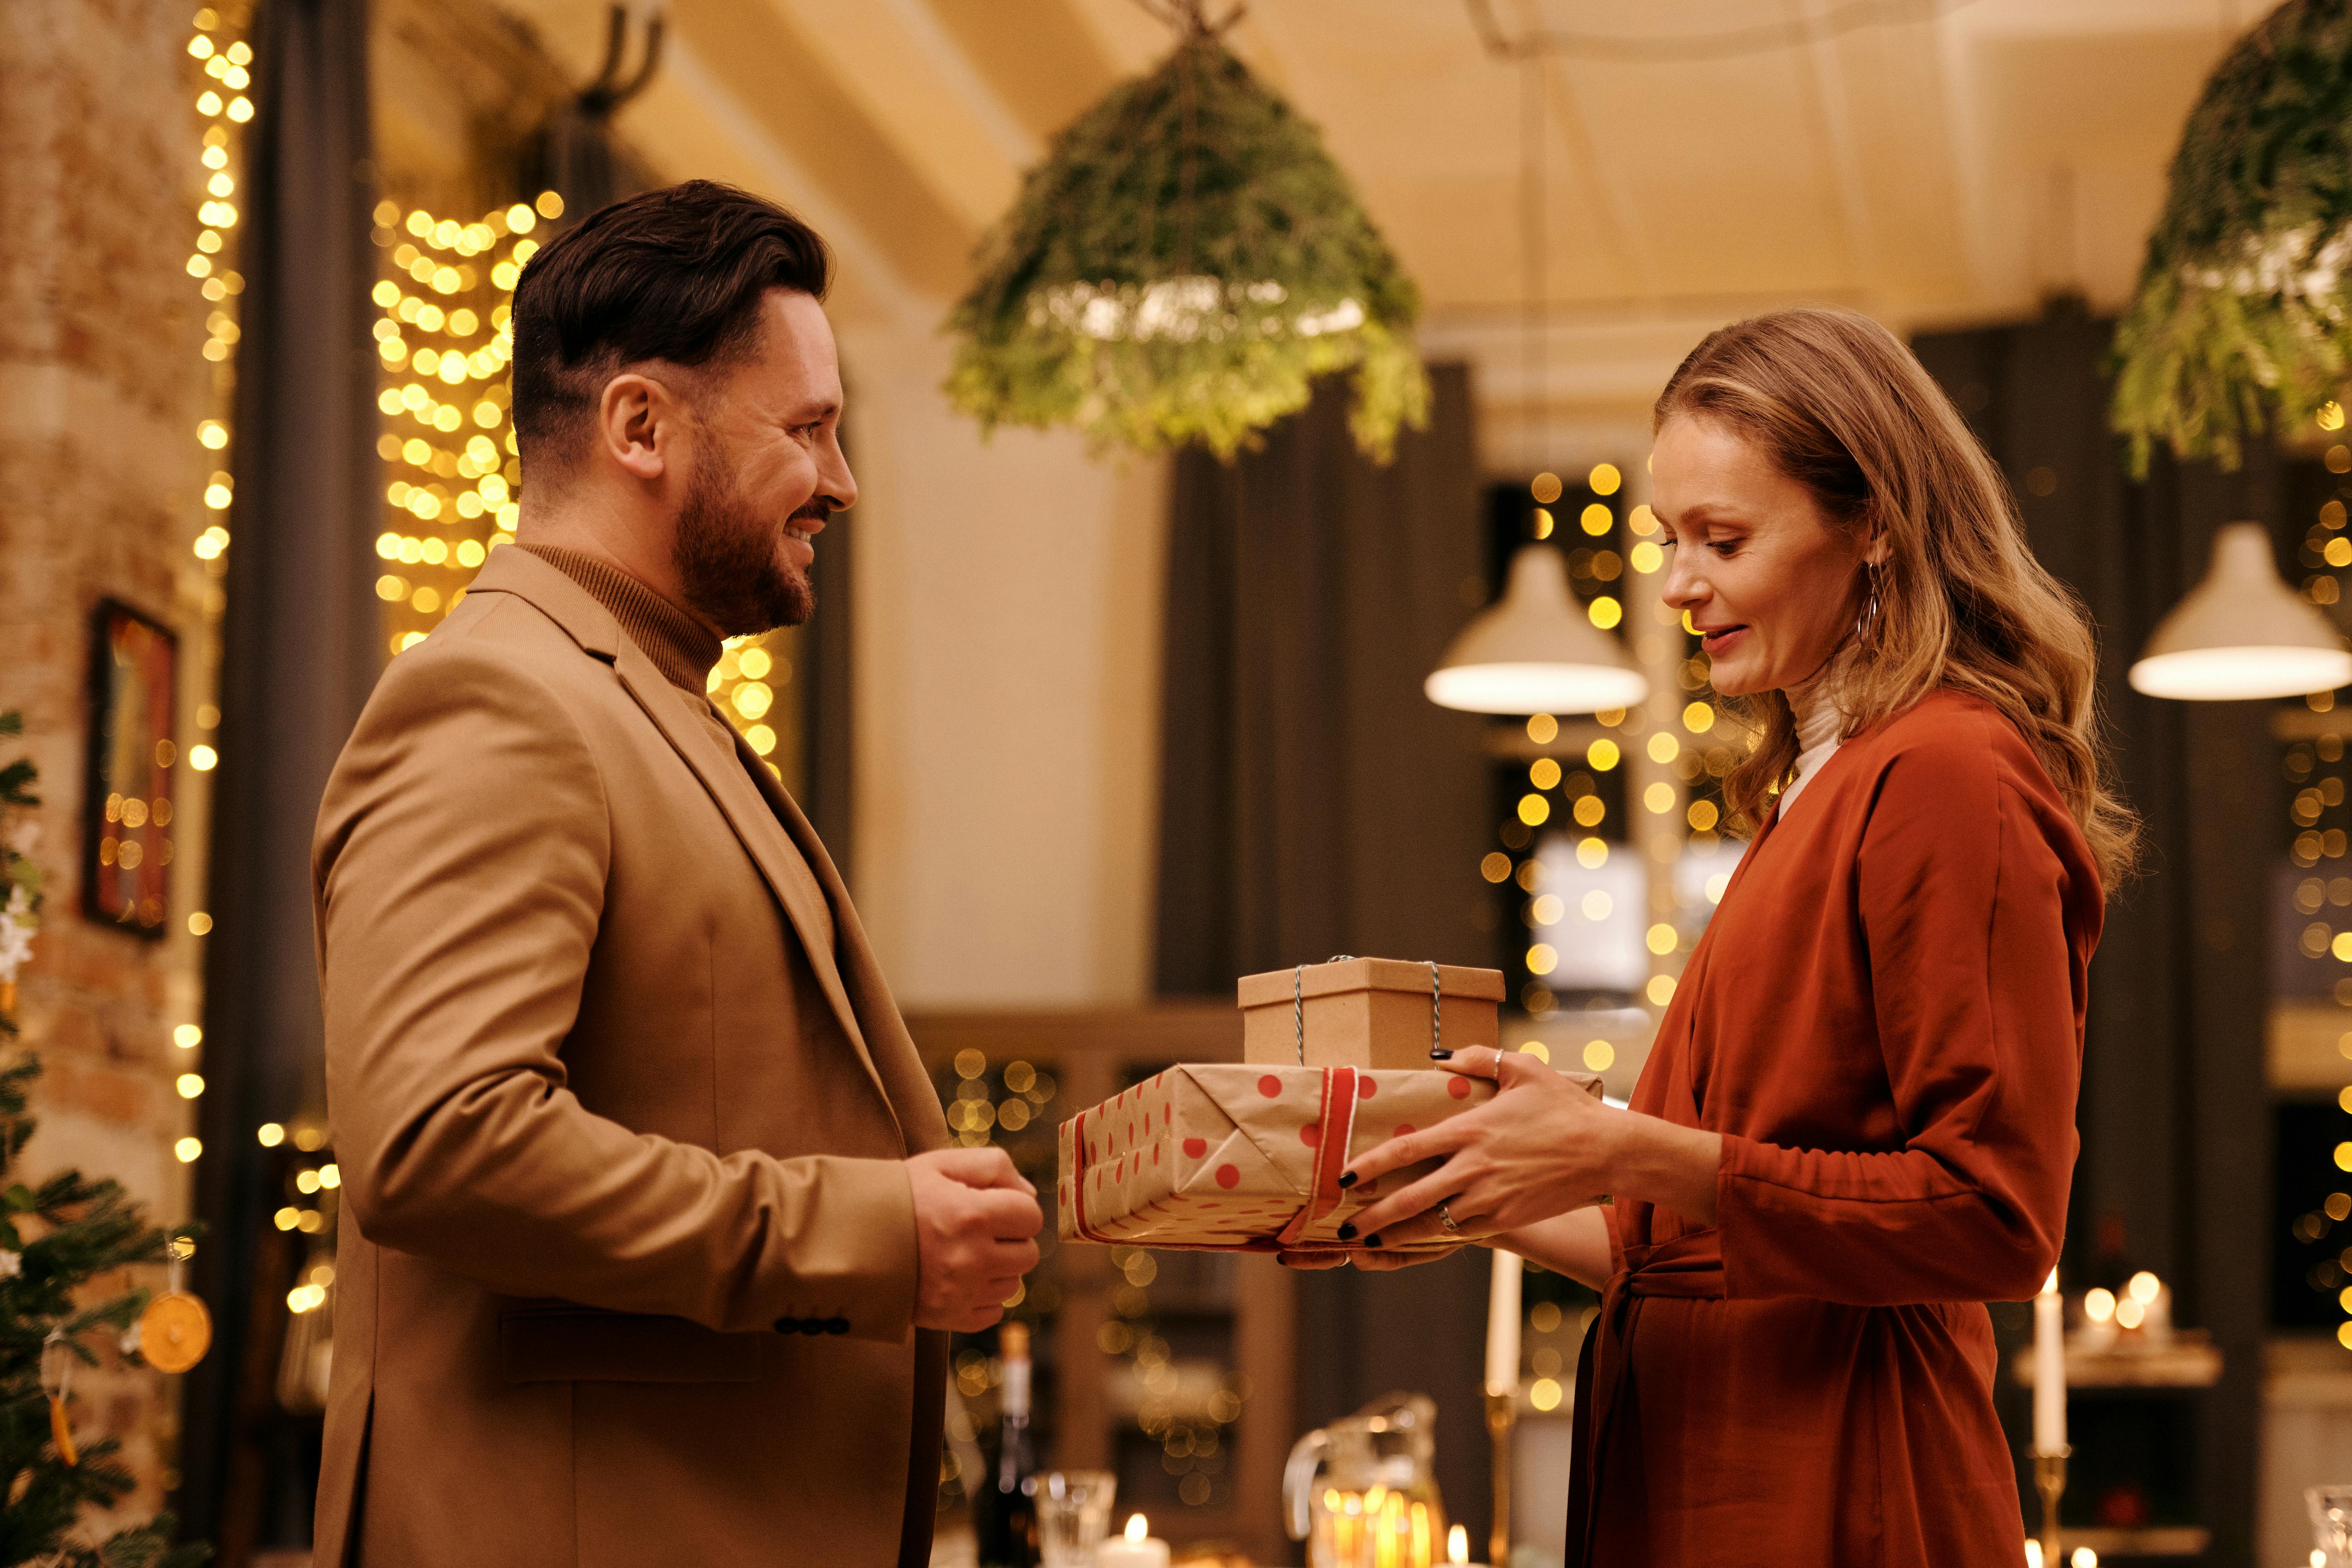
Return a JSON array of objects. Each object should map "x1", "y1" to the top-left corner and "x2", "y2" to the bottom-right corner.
[{"x1": 311, "y1": 545, "x2": 950, "y2": 1567}]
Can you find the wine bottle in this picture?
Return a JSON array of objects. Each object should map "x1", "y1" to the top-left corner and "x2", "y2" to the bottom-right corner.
[{"x1": 977, "y1": 1321, "x2": 1040, "y2": 1568}]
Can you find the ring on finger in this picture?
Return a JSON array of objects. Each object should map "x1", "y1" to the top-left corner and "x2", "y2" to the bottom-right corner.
[{"x1": 1438, "y1": 1200, "x2": 1460, "y2": 1237}]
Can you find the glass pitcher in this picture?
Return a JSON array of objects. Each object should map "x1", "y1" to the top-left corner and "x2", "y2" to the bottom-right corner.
[{"x1": 1283, "y1": 1393, "x2": 1449, "y2": 1568}]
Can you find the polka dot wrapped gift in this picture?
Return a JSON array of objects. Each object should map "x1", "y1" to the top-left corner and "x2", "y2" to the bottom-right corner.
[{"x1": 1054, "y1": 959, "x2": 1602, "y2": 1253}]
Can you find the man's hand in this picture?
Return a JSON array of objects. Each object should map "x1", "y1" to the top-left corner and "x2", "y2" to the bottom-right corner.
[{"x1": 908, "y1": 1147, "x2": 1043, "y2": 1333}]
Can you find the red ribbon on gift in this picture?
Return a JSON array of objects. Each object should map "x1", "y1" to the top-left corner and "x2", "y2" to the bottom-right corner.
[{"x1": 1067, "y1": 1067, "x2": 1362, "y2": 1252}]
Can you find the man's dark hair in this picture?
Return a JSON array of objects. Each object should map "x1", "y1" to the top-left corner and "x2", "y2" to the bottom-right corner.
[{"x1": 510, "y1": 179, "x2": 831, "y2": 469}]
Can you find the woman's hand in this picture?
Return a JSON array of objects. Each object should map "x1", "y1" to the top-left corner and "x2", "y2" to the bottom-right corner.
[{"x1": 1335, "y1": 1048, "x2": 1724, "y2": 1248}]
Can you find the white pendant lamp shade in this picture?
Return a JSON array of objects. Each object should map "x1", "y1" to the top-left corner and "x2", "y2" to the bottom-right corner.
[
  {"x1": 2128, "y1": 522, "x2": 2352, "y2": 701},
  {"x1": 1426, "y1": 545, "x2": 1650, "y2": 715}
]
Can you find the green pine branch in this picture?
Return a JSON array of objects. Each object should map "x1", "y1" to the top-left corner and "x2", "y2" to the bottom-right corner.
[{"x1": 0, "y1": 1058, "x2": 206, "y2": 1567}]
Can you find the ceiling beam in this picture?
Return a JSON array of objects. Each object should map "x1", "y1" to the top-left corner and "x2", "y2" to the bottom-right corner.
[
  {"x1": 1792, "y1": 0, "x2": 1882, "y2": 290},
  {"x1": 763, "y1": 0, "x2": 1038, "y2": 236}
]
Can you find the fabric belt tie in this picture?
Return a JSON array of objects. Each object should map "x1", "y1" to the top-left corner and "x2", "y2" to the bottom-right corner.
[{"x1": 1565, "y1": 1227, "x2": 1726, "y2": 1568}]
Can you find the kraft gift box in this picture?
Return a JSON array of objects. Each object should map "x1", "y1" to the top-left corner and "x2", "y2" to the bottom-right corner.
[{"x1": 1057, "y1": 958, "x2": 1599, "y2": 1253}]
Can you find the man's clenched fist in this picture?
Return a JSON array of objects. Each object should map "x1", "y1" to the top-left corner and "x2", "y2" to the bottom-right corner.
[{"x1": 908, "y1": 1147, "x2": 1043, "y2": 1333}]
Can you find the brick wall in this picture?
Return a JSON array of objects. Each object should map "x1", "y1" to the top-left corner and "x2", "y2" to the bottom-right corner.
[{"x1": 0, "y1": 0, "x2": 223, "y2": 1517}]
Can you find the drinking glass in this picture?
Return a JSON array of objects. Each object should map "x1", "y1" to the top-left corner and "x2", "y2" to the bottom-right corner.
[
  {"x1": 2310, "y1": 1484, "x2": 2352, "y2": 1565},
  {"x1": 1039, "y1": 1469, "x2": 1117, "y2": 1568}
]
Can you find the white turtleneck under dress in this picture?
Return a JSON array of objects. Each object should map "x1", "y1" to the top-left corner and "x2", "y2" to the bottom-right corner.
[{"x1": 1776, "y1": 671, "x2": 1847, "y2": 816}]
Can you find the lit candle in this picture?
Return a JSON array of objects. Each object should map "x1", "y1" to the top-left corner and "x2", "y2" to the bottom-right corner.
[
  {"x1": 1486, "y1": 1248, "x2": 1523, "y2": 1397},
  {"x1": 2032, "y1": 1267, "x2": 2065, "y2": 1454},
  {"x1": 1449, "y1": 1523, "x2": 1472, "y2": 1564},
  {"x1": 1097, "y1": 1512, "x2": 1171, "y2": 1568}
]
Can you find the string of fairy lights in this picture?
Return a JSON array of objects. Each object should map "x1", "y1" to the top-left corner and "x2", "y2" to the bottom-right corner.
[
  {"x1": 165, "y1": 4, "x2": 256, "y2": 1187},
  {"x1": 1479, "y1": 466, "x2": 1737, "y2": 1074},
  {"x1": 2282, "y1": 401, "x2": 2352, "y2": 1352}
]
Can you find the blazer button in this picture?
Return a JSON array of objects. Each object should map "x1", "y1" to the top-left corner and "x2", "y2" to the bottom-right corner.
[
  {"x1": 825, "y1": 1317, "x2": 849, "y2": 1336},
  {"x1": 774, "y1": 1317, "x2": 802, "y2": 1335}
]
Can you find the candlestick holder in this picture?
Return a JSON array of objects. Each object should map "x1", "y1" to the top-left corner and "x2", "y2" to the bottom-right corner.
[
  {"x1": 2033, "y1": 1447, "x2": 2068, "y2": 1566},
  {"x1": 1486, "y1": 1389, "x2": 1516, "y2": 1567}
]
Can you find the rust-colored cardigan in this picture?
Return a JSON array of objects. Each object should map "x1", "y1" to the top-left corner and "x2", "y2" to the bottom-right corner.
[{"x1": 1570, "y1": 689, "x2": 2102, "y2": 1566}]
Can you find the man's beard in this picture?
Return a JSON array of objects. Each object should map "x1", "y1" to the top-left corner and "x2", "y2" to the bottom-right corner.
[{"x1": 672, "y1": 445, "x2": 819, "y2": 636}]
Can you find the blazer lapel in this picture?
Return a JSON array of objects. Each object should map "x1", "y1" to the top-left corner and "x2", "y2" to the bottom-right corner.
[{"x1": 605, "y1": 649, "x2": 900, "y2": 1133}]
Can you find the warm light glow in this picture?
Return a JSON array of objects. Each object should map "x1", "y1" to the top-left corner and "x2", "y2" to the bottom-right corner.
[
  {"x1": 173, "y1": 1137, "x2": 202, "y2": 1163},
  {"x1": 1449, "y1": 1523, "x2": 1470, "y2": 1565},
  {"x1": 1576, "y1": 837, "x2": 1608, "y2": 869},
  {"x1": 1526, "y1": 713, "x2": 1558, "y2": 744},
  {"x1": 1645, "y1": 974, "x2": 1674, "y2": 1006},
  {"x1": 174, "y1": 1024, "x2": 202, "y2": 1048},
  {"x1": 1582, "y1": 1040, "x2": 1615, "y2": 1071},
  {"x1": 1529, "y1": 1376, "x2": 1563, "y2": 1410},
  {"x1": 2084, "y1": 1287, "x2": 2116, "y2": 1323},
  {"x1": 1519, "y1": 1041, "x2": 1550, "y2": 1063},
  {"x1": 257, "y1": 1123, "x2": 284, "y2": 1147},
  {"x1": 189, "y1": 744, "x2": 217, "y2": 772},
  {"x1": 1586, "y1": 738, "x2": 1620, "y2": 770},
  {"x1": 1646, "y1": 923, "x2": 1677, "y2": 955},
  {"x1": 2070, "y1": 1548, "x2": 2098, "y2": 1568},
  {"x1": 176, "y1": 1074, "x2": 204, "y2": 1099},
  {"x1": 1426, "y1": 662, "x2": 1647, "y2": 715},
  {"x1": 1125, "y1": 1514, "x2": 1149, "y2": 1544},
  {"x1": 2114, "y1": 1298, "x2": 2145, "y2": 1329},
  {"x1": 2130, "y1": 645, "x2": 2352, "y2": 699},
  {"x1": 1588, "y1": 463, "x2": 1621, "y2": 496},
  {"x1": 2127, "y1": 1271, "x2": 2160, "y2": 1304}
]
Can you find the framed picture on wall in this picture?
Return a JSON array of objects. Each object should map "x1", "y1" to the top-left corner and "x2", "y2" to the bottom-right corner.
[{"x1": 83, "y1": 600, "x2": 178, "y2": 938}]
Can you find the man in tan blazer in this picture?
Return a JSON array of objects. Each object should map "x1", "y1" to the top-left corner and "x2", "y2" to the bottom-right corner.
[{"x1": 311, "y1": 181, "x2": 1041, "y2": 1566}]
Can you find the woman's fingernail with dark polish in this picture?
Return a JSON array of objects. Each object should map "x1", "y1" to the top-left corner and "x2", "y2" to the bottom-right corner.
[
  {"x1": 1337, "y1": 1223, "x2": 1358, "y2": 1240},
  {"x1": 1364, "y1": 1234, "x2": 1381, "y2": 1248},
  {"x1": 1337, "y1": 1171, "x2": 1358, "y2": 1189},
  {"x1": 1430, "y1": 1049, "x2": 1453, "y2": 1060}
]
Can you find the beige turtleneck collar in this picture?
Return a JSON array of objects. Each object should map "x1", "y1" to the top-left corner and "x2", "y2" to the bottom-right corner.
[
  {"x1": 518, "y1": 543, "x2": 722, "y2": 696},
  {"x1": 1778, "y1": 645, "x2": 1855, "y2": 816}
]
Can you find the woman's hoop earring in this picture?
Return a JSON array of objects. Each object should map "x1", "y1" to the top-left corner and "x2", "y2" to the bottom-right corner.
[{"x1": 1856, "y1": 562, "x2": 1886, "y2": 655}]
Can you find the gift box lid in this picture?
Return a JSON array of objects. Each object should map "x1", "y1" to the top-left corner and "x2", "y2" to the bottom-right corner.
[{"x1": 1235, "y1": 957, "x2": 1506, "y2": 1009}]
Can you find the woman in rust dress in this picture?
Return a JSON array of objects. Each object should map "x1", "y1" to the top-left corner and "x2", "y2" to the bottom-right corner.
[{"x1": 1333, "y1": 308, "x2": 2136, "y2": 1565}]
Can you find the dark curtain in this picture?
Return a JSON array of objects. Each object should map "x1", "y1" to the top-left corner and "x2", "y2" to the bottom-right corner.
[
  {"x1": 1153, "y1": 363, "x2": 1498, "y2": 1544},
  {"x1": 801, "y1": 407, "x2": 855, "y2": 865},
  {"x1": 1155, "y1": 363, "x2": 1492, "y2": 991},
  {"x1": 183, "y1": 0, "x2": 383, "y2": 1552},
  {"x1": 1915, "y1": 300, "x2": 2279, "y2": 1562}
]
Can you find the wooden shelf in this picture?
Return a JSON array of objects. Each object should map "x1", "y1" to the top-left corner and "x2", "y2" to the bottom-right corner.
[
  {"x1": 2008, "y1": 1332, "x2": 2223, "y2": 1390},
  {"x1": 906, "y1": 1003, "x2": 1241, "y2": 1069},
  {"x1": 2054, "y1": 1526, "x2": 2210, "y2": 1557}
]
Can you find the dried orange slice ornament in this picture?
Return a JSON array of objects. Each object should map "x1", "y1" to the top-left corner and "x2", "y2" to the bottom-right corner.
[
  {"x1": 139, "y1": 1291, "x2": 212, "y2": 1374},
  {"x1": 139, "y1": 1236, "x2": 210, "y2": 1375}
]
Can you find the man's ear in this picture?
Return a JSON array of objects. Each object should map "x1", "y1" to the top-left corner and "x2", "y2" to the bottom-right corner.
[{"x1": 595, "y1": 372, "x2": 669, "y2": 482}]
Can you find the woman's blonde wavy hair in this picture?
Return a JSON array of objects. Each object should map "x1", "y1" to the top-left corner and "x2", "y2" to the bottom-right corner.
[{"x1": 1654, "y1": 307, "x2": 2139, "y2": 887}]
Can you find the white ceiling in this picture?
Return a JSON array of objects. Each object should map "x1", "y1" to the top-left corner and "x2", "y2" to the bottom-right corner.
[{"x1": 487, "y1": 0, "x2": 2250, "y2": 454}]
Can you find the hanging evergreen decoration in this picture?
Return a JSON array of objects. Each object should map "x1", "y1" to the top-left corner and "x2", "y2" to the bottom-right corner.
[
  {"x1": 944, "y1": 2, "x2": 1429, "y2": 463},
  {"x1": 2113, "y1": 0, "x2": 2352, "y2": 472}
]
